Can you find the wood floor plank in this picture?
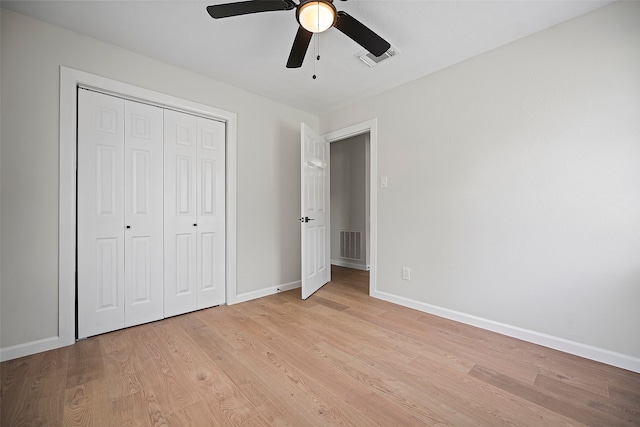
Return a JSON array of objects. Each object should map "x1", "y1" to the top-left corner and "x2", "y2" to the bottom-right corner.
[
  {"x1": 63, "y1": 378, "x2": 111, "y2": 427},
  {"x1": 469, "y1": 364, "x2": 633, "y2": 427},
  {"x1": 202, "y1": 303, "x2": 278, "y2": 346},
  {"x1": 18, "y1": 366, "x2": 68, "y2": 403},
  {"x1": 607, "y1": 368, "x2": 640, "y2": 396},
  {"x1": 235, "y1": 341, "x2": 373, "y2": 426},
  {"x1": 251, "y1": 295, "x2": 426, "y2": 366},
  {"x1": 104, "y1": 365, "x2": 145, "y2": 402},
  {"x1": 110, "y1": 389, "x2": 170, "y2": 427},
  {"x1": 268, "y1": 338, "x2": 427, "y2": 426},
  {"x1": 165, "y1": 399, "x2": 244, "y2": 427},
  {"x1": 98, "y1": 330, "x2": 149, "y2": 405},
  {"x1": 8, "y1": 390, "x2": 65, "y2": 427},
  {"x1": 0, "y1": 357, "x2": 31, "y2": 424},
  {"x1": 305, "y1": 302, "x2": 416, "y2": 349},
  {"x1": 195, "y1": 308, "x2": 376, "y2": 425},
  {"x1": 355, "y1": 306, "x2": 539, "y2": 385},
  {"x1": 155, "y1": 321, "x2": 259, "y2": 425},
  {"x1": 338, "y1": 344, "x2": 478, "y2": 425},
  {"x1": 135, "y1": 327, "x2": 201, "y2": 415},
  {"x1": 306, "y1": 338, "x2": 476, "y2": 426},
  {"x1": 223, "y1": 299, "x2": 320, "y2": 350},
  {"x1": 314, "y1": 287, "x2": 387, "y2": 317},
  {"x1": 125, "y1": 321, "x2": 161, "y2": 363},
  {"x1": 359, "y1": 346, "x2": 580, "y2": 427},
  {"x1": 2, "y1": 265, "x2": 639, "y2": 425},
  {"x1": 609, "y1": 383, "x2": 640, "y2": 407},
  {"x1": 171, "y1": 310, "x2": 208, "y2": 331},
  {"x1": 99, "y1": 329, "x2": 142, "y2": 379},
  {"x1": 26, "y1": 346, "x2": 69, "y2": 377},
  {"x1": 276, "y1": 302, "x2": 379, "y2": 357},
  {"x1": 534, "y1": 373, "x2": 640, "y2": 425},
  {"x1": 65, "y1": 337, "x2": 105, "y2": 388},
  {"x1": 310, "y1": 295, "x2": 350, "y2": 311},
  {"x1": 185, "y1": 325, "x2": 312, "y2": 425}
]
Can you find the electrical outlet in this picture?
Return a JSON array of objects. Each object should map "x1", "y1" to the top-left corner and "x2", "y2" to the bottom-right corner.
[{"x1": 402, "y1": 267, "x2": 411, "y2": 281}]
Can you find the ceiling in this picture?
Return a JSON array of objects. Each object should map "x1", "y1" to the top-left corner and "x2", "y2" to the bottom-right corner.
[{"x1": 1, "y1": 0, "x2": 612, "y2": 115}]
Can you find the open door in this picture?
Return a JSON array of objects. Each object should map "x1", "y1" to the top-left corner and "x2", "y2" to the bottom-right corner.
[{"x1": 300, "y1": 123, "x2": 331, "y2": 299}]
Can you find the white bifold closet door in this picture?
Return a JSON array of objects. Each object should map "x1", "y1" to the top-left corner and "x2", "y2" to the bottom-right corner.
[
  {"x1": 164, "y1": 109, "x2": 226, "y2": 317},
  {"x1": 77, "y1": 89, "x2": 164, "y2": 339}
]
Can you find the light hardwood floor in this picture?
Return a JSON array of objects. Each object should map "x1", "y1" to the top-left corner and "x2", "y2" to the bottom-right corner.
[{"x1": 2, "y1": 266, "x2": 639, "y2": 426}]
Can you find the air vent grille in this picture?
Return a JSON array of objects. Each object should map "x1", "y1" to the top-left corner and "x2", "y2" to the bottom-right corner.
[
  {"x1": 356, "y1": 45, "x2": 400, "y2": 67},
  {"x1": 339, "y1": 230, "x2": 361, "y2": 260}
]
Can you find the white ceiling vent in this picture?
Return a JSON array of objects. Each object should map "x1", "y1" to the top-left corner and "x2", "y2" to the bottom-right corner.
[{"x1": 356, "y1": 45, "x2": 400, "y2": 67}]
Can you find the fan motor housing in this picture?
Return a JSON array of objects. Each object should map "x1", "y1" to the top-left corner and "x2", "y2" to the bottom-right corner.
[{"x1": 297, "y1": 0, "x2": 337, "y2": 33}]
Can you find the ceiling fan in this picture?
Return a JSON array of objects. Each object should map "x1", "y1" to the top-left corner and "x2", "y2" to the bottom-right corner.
[{"x1": 206, "y1": 0, "x2": 391, "y2": 68}]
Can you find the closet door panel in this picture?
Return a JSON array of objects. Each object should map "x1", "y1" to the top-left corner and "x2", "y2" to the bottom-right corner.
[
  {"x1": 197, "y1": 117, "x2": 226, "y2": 308},
  {"x1": 124, "y1": 100, "x2": 164, "y2": 327},
  {"x1": 78, "y1": 89, "x2": 126, "y2": 339},
  {"x1": 164, "y1": 110, "x2": 198, "y2": 317}
]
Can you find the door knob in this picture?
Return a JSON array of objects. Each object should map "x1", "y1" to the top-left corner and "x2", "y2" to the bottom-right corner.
[
  {"x1": 298, "y1": 217, "x2": 315, "y2": 223},
  {"x1": 126, "y1": 225, "x2": 131, "y2": 229}
]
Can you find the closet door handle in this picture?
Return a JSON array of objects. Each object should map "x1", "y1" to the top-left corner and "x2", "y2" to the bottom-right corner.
[
  {"x1": 193, "y1": 223, "x2": 197, "y2": 227},
  {"x1": 126, "y1": 225, "x2": 131, "y2": 229}
]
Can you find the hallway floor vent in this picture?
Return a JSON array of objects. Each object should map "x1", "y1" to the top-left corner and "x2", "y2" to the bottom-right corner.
[{"x1": 340, "y1": 230, "x2": 361, "y2": 260}]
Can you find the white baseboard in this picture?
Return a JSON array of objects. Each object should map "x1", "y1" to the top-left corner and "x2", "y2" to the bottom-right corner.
[
  {"x1": 371, "y1": 289, "x2": 640, "y2": 374},
  {"x1": 0, "y1": 336, "x2": 69, "y2": 362},
  {"x1": 331, "y1": 259, "x2": 368, "y2": 271},
  {"x1": 232, "y1": 280, "x2": 301, "y2": 305}
]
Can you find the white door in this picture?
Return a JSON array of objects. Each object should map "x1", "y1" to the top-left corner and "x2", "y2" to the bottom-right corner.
[
  {"x1": 195, "y1": 117, "x2": 226, "y2": 308},
  {"x1": 164, "y1": 111, "x2": 226, "y2": 316},
  {"x1": 79, "y1": 91, "x2": 226, "y2": 335},
  {"x1": 123, "y1": 100, "x2": 164, "y2": 327},
  {"x1": 78, "y1": 89, "x2": 126, "y2": 338},
  {"x1": 164, "y1": 110, "x2": 198, "y2": 317},
  {"x1": 78, "y1": 90, "x2": 165, "y2": 338},
  {"x1": 300, "y1": 123, "x2": 330, "y2": 299}
]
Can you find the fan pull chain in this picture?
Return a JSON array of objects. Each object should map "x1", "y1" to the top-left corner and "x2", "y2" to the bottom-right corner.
[
  {"x1": 313, "y1": 35, "x2": 318, "y2": 79},
  {"x1": 313, "y1": 6, "x2": 320, "y2": 80}
]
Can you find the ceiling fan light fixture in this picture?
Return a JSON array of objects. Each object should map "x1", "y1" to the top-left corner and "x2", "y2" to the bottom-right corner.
[{"x1": 298, "y1": 1, "x2": 336, "y2": 33}]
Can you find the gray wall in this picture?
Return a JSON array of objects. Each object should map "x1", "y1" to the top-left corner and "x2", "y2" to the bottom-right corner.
[
  {"x1": 330, "y1": 135, "x2": 367, "y2": 269},
  {"x1": 0, "y1": 9, "x2": 317, "y2": 350},
  {"x1": 321, "y1": 1, "x2": 640, "y2": 361}
]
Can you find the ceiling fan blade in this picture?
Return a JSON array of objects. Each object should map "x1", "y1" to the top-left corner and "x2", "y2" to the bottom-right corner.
[
  {"x1": 286, "y1": 26, "x2": 313, "y2": 68},
  {"x1": 334, "y1": 11, "x2": 390, "y2": 57},
  {"x1": 207, "y1": 0, "x2": 295, "y2": 19}
]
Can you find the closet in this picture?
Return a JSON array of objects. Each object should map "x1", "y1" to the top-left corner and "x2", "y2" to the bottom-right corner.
[{"x1": 77, "y1": 89, "x2": 225, "y2": 339}]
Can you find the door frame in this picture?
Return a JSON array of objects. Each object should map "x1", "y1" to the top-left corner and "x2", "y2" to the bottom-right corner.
[
  {"x1": 59, "y1": 66, "x2": 237, "y2": 346},
  {"x1": 322, "y1": 119, "x2": 377, "y2": 295}
]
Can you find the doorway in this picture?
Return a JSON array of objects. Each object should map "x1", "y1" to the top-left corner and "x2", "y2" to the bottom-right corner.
[
  {"x1": 323, "y1": 119, "x2": 378, "y2": 296},
  {"x1": 329, "y1": 133, "x2": 370, "y2": 272}
]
